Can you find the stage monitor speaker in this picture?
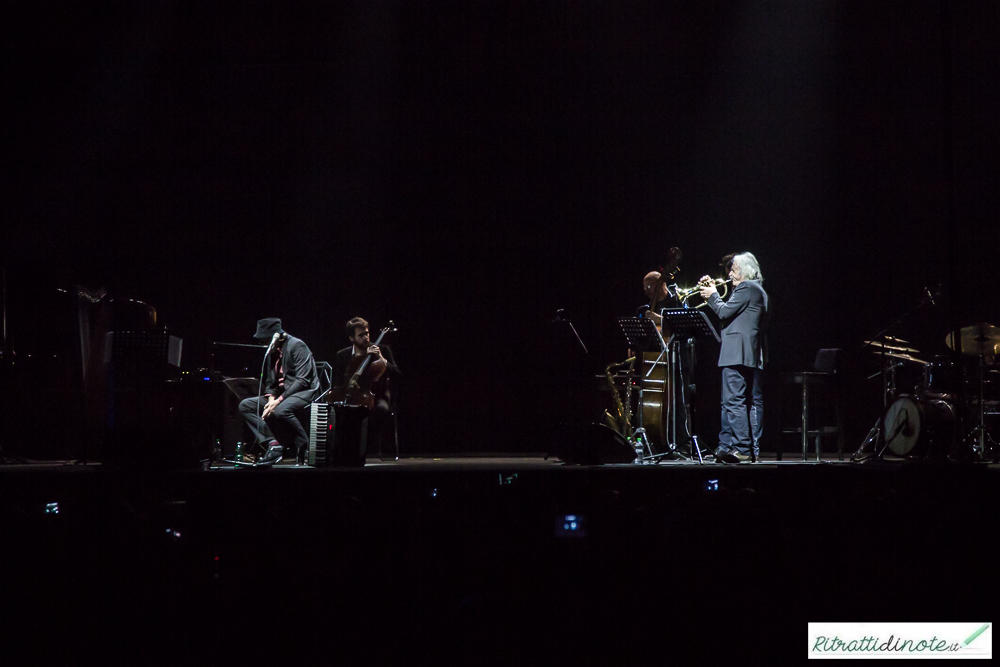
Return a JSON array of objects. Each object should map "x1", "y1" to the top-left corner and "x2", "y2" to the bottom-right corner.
[{"x1": 554, "y1": 423, "x2": 636, "y2": 465}]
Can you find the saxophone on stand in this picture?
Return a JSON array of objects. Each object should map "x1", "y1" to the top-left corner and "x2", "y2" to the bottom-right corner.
[{"x1": 603, "y1": 357, "x2": 636, "y2": 439}]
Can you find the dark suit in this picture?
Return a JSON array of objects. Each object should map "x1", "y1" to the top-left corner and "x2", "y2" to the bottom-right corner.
[
  {"x1": 239, "y1": 334, "x2": 320, "y2": 456},
  {"x1": 707, "y1": 280, "x2": 768, "y2": 456}
]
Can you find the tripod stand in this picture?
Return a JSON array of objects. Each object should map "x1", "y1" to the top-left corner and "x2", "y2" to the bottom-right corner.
[{"x1": 956, "y1": 351, "x2": 998, "y2": 462}]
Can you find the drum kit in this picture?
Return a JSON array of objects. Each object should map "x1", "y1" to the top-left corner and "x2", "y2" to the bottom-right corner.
[{"x1": 857, "y1": 323, "x2": 1000, "y2": 461}]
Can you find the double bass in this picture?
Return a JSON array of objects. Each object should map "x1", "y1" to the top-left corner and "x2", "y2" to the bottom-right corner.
[
  {"x1": 328, "y1": 321, "x2": 396, "y2": 409},
  {"x1": 639, "y1": 249, "x2": 681, "y2": 452}
]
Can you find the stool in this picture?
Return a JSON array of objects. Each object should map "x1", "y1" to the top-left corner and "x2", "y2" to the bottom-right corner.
[{"x1": 782, "y1": 349, "x2": 845, "y2": 461}]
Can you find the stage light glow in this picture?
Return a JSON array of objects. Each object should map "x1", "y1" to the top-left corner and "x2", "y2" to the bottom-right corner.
[{"x1": 554, "y1": 514, "x2": 586, "y2": 538}]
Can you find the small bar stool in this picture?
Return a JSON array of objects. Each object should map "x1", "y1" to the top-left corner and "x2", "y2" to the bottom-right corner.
[{"x1": 782, "y1": 349, "x2": 845, "y2": 461}]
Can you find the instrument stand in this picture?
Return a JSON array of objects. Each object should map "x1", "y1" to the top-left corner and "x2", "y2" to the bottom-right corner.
[{"x1": 957, "y1": 354, "x2": 998, "y2": 462}]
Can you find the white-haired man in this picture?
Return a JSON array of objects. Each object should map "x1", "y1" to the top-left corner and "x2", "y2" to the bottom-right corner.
[{"x1": 699, "y1": 252, "x2": 768, "y2": 463}]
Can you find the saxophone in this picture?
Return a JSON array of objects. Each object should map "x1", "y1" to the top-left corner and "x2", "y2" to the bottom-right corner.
[{"x1": 603, "y1": 357, "x2": 636, "y2": 438}]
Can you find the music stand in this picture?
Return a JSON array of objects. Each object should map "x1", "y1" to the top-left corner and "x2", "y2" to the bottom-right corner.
[
  {"x1": 655, "y1": 309, "x2": 721, "y2": 464},
  {"x1": 616, "y1": 318, "x2": 668, "y2": 463},
  {"x1": 221, "y1": 377, "x2": 262, "y2": 464},
  {"x1": 617, "y1": 317, "x2": 665, "y2": 354},
  {"x1": 222, "y1": 377, "x2": 258, "y2": 401},
  {"x1": 659, "y1": 309, "x2": 720, "y2": 344}
]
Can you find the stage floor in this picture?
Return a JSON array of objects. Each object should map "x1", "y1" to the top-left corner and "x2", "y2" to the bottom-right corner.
[{"x1": 2, "y1": 451, "x2": 997, "y2": 664}]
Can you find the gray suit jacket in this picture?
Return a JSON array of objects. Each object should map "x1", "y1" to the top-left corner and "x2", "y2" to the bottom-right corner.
[{"x1": 707, "y1": 280, "x2": 768, "y2": 369}]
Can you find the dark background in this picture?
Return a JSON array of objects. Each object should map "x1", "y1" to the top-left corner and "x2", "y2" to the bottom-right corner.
[{"x1": 3, "y1": 0, "x2": 998, "y2": 456}]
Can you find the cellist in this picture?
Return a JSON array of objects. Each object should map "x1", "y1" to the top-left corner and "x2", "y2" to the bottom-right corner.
[{"x1": 332, "y1": 317, "x2": 401, "y2": 458}]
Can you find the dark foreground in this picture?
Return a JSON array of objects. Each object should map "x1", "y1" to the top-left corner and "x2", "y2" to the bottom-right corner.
[{"x1": 2, "y1": 455, "x2": 996, "y2": 665}]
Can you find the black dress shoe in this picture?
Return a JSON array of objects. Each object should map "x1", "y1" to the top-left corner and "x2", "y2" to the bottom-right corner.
[
  {"x1": 257, "y1": 444, "x2": 283, "y2": 467},
  {"x1": 731, "y1": 450, "x2": 752, "y2": 463},
  {"x1": 715, "y1": 448, "x2": 739, "y2": 464}
]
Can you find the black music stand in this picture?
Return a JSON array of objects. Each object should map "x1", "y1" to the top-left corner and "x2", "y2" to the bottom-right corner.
[
  {"x1": 616, "y1": 318, "x2": 667, "y2": 463},
  {"x1": 656, "y1": 309, "x2": 721, "y2": 464},
  {"x1": 617, "y1": 317, "x2": 665, "y2": 354},
  {"x1": 659, "y1": 309, "x2": 720, "y2": 344}
]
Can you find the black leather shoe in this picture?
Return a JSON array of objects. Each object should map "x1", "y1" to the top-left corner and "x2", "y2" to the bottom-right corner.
[
  {"x1": 715, "y1": 448, "x2": 739, "y2": 464},
  {"x1": 731, "y1": 450, "x2": 752, "y2": 463},
  {"x1": 257, "y1": 444, "x2": 283, "y2": 467}
]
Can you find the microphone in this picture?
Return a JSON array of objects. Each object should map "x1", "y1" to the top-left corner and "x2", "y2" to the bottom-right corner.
[
  {"x1": 264, "y1": 332, "x2": 280, "y2": 357},
  {"x1": 925, "y1": 287, "x2": 937, "y2": 307}
]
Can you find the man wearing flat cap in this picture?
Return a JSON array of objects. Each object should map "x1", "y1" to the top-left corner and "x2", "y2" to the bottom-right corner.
[{"x1": 239, "y1": 318, "x2": 320, "y2": 466}]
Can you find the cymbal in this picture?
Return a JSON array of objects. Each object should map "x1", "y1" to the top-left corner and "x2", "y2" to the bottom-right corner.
[
  {"x1": 884, "y1": 335, "x2": 911, "y2": 344},
  {"x1": 865, "y1": 340, "x2": 920, "y2": 353},
  {"x1": 945, "y1": 323, "x2": 1000, "y2": 357},
  {"x1": 884, "y1": 352, "x2": 928, "y2": 364}
]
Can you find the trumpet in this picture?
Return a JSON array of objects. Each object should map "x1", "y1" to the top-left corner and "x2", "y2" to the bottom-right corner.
[{"x1": 675, "y1": 277, "x2": 732, "y2": 305}]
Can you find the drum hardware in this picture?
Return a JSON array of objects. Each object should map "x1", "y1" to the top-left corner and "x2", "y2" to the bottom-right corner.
[
  {"x1": 863, "y1": 340, "x2": 921, "y2": 354},
  {"x1": 947, "y1": 323, "x2": 1000, "y2": 462},
  {"x1": 854, "y1": 290, "x2": 939, "y2": 461},
  {"x1": 865, "y1": 354, "x2": 928, "y2": 401}
]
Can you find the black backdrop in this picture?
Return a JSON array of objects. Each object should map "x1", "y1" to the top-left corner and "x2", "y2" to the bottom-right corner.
[{"x1": 3, "y1": 1, "x2": 998, "y2": 456}]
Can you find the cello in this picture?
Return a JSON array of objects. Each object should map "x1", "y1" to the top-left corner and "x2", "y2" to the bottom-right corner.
[{"x1": 328, "y1": 321, "x2": 396, "y2": 409}]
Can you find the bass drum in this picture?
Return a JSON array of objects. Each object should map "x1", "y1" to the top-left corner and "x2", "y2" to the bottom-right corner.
[{"x1": 884, "y1": 395, "x2": 956, "y2": 457}]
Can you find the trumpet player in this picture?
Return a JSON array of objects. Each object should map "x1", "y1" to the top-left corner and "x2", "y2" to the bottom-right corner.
[{"x1": 699, "y1": 252, "x2": 768, "y2": 464}]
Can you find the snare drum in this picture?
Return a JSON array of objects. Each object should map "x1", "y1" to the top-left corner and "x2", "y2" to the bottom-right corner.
[{"x1": 884, "y1": 395, "x2": 956, "y2": 458}]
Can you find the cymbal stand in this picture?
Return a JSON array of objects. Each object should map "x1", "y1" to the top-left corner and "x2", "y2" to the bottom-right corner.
[{"x1": 959, "y1": 354, "x2": 997, "y2": 461}]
